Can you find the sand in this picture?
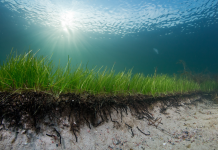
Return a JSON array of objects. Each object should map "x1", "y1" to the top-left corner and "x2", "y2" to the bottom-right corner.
[{"x1": 1, "y1": 95, "x2": 218, "y2": 150}]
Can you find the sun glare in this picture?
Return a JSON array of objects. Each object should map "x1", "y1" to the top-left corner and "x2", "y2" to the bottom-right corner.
[{"x1": 60, "y1": 11, "x2": 74, "y2": 32}]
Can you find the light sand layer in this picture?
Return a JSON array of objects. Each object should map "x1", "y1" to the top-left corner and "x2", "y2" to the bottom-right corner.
[{"x1": 1, "y1": 96, "x2": 218, "y2": 150}]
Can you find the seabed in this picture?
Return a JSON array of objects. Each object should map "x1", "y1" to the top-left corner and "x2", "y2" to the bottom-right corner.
[{"x1": 0, "y1": 50, "x2": 218, "y2": 149}]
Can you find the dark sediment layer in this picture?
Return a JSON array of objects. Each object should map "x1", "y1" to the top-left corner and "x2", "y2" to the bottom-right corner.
[{"x1": 0, "y1": 91, "x2": 213, "y2": 143}]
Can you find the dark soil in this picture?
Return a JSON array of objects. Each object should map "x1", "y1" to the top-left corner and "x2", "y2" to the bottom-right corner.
[{"x1": 0, "y1": 90, "x2": 213, "y2": 142}]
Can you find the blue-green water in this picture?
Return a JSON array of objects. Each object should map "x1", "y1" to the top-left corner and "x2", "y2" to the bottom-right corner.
[{"x1": 0, "y1": 0, "x2": 218, "y2": 75}]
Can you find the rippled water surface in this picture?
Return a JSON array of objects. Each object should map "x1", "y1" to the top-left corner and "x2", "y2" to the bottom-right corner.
[{"x1": 1, "y1": 0, "x2": 217, "y2": 35}]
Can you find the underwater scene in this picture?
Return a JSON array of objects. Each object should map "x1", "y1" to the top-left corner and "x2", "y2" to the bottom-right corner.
[{"x1": 0, "y1": 0, "x2": 218, "y2": 150}]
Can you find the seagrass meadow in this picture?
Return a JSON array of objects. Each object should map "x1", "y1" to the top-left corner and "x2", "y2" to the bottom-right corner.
[{"x1": 0, "y1": 50, "x2": 218, "y2": 143}]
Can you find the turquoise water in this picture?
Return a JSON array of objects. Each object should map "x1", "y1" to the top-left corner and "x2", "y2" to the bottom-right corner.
[{"x1": 0, "y1": 0, "x2": 218, "y2": 75}]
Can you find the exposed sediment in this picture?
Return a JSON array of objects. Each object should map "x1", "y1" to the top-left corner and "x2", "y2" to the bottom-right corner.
[{"x1": 0, "y1": 91, "x2": 217, "y2": 149}]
